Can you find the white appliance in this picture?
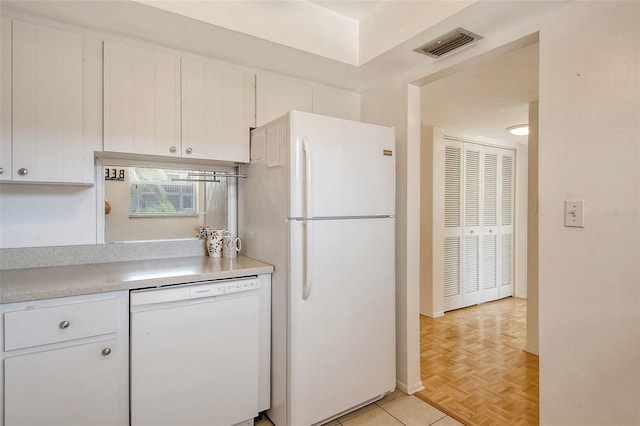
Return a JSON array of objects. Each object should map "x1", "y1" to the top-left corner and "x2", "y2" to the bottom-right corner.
[
  {"x1": 241, "y1": 111, "x2": 396, "y2": 426},
  {"x1": 130, "y1": 277, "x2": 262, "y2": 426}
]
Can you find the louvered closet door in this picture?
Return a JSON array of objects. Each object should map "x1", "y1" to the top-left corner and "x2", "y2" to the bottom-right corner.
[
  {"x1": 461, "y1": 144, "x2": 482, "y2": 308},
  {"x1": 499, "y1": 150, "x2": 515, "y2": 298},
  {"x1": 479, "y1": 148, "x2": 499, "y2": 303},
  {"x1": 443, "y1": 141, "x2": 464, "y2": 312},
  {"x1": 440, "y1": 138, "x2": 516, "y2": 312}
]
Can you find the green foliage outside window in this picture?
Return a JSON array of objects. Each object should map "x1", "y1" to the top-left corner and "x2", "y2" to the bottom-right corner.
[{"x1": 129, "y1": 168, "x2": 197, "y2": 216}]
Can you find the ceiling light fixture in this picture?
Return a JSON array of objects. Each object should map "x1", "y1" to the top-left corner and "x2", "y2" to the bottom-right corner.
[{"x1": 507, "y1": 124, "x2": 529, "y2": 136}]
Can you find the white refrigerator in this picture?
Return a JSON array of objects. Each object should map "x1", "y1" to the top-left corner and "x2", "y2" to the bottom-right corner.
[{"x1": 241, "y1": 111, "x2": 396, "y2": 426}]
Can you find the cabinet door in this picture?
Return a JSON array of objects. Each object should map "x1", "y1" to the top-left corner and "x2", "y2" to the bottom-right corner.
[
  {"x1": 256, "y1": 74, "x2": 312, "y2": 127},
  {"x1": 104, "y1": 41, "x2": 181, "y2": 157},
  {"x1": 12, "y1": 20, "x2": 85, "y2": 183},
  {"x1": 4, "y1": 338, "x2": 128, "y2": 426},
  {"x1": 0, "y1": 17, "x2": 11, "y2": 182},
  {"x1": 182, "y1": 58, "x2": 253, "y2": 162}
]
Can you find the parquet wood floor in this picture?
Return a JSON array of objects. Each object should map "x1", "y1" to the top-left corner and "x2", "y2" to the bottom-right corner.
[{"x1": 415, "y1": 297, "x2": 539, "y2": 426}]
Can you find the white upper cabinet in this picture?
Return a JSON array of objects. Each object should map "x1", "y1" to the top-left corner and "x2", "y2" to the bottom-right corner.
[
  {"x1": 8, "y1": 20, "x2": 89, "y2": 184},
  {"x1": 256, "y1": 75, "x2": 313, "y2": 127},
  {"x1": 256, "y1": 74, "x2": 361, "y2": 127},
  {"x1": 104, "y1": 41, "x2": 253, "y2": 163},
  {"x1": 181, "y1": 57, "x2": 254, "y2": 163},
  {"x1": 103, "y1": 41, "x2": 181, "y2": 157},
  {"x1": 1, "y1": 17, "x2": 12, "y2": 182}
]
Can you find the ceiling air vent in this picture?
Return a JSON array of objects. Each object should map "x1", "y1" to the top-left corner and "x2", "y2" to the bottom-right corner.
[{"x1": 414, "y1": 28, "x2": 483, "y2": 59}]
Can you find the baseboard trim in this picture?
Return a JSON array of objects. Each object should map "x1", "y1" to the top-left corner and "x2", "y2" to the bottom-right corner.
[
  {"x1": 420, "y1": 310, "x2": 444, "y2": 319},
  {"x1": 524, "y1": 344, "x2": 539, "y2": 355},
  {"x1": 396, "y1": 379, "x2": 425, "y2": 395}
]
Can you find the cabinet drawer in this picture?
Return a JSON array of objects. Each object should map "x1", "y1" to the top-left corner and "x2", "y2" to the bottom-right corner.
[{"x1": 4, "y1": 298, "x2": 119, "y2": 351}]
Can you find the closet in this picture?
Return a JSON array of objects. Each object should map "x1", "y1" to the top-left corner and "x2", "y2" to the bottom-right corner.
[{"x1": 438, "y1": 136, "x2": 515, "y2": 312}]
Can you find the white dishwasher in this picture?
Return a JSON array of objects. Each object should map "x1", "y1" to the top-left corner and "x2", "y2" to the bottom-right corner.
[{"x1": 130, "y1": 277, "x2": 261, "y2": 426}]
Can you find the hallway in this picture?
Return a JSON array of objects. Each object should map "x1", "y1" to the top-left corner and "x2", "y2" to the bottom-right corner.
[{"x1": 416, "y1": 298, "x2": 539, "y2": 425}]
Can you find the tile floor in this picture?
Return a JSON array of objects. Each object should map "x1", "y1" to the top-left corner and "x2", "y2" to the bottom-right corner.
[{"x1": 255, "y1": 389, "x2": 464, "y2": 426}]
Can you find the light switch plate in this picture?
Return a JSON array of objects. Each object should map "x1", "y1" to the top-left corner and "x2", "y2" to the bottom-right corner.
[{"x1": 565, "y1": 200, "x2": 585, "y2": 227}]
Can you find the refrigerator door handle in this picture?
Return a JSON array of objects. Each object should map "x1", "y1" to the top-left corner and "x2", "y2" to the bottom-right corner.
[
  {"x1": 302, "y1": 138, "x2": 313, "y2": 218},
  {"x1": 302, "y1": 138, "x2": 313, "y2": 300},
  {"x1": 302, "y1": 220, "x2": 313, "y2": 300}
]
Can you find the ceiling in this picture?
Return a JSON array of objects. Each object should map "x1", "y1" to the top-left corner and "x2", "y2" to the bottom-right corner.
[
  {"x1": 2, "y1": 0, "x2": 552, "y2": 144},
  {"x1": 128, "y1": 0, "x2": 475, "y2": 66},
  {"x1": 300, "y1": 1, "x2": 539, "y2": 143},
  {"x1": 421, "y1": 43, "x2": 539, "y2": 144},
  {"x1": 309, "y1": 1, "x2": 383, "y2": 20}
]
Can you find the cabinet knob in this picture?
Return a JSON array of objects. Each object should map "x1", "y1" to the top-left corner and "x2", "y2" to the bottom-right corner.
[
  {"x1": 0, "y1": 167, "x2": 3, "y2": 174},
  {"x1": 102, "y1": 347, "x2": 112, "y2": 356},
  {"x1": 169, "y1": 146, "x2": 177, "y2": 153},
  {"x1": 18, "y1": 168, "x2": 28, "y2": 176},
  {"x1": 59, "y1": 320, "x2": 70, "y2": 329},
  {"x1": 185, "y1": 147, "x2": 193, "y2": 155},
  {"x1": 470, "y1": 230, "x2": 475, "y2": 234}
]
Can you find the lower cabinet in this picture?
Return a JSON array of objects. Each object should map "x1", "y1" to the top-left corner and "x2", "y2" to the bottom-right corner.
[
  {"x1": 1, "y1": 291, "x2": 129, "y2": 426},
  {"x1": 0, "y1": 275, "x2": 271, "y2": 426}
]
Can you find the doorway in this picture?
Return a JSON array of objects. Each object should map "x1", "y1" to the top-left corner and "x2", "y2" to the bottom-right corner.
[{"x1": 416, "y1": 39, "x2": 539, "y2": 424}]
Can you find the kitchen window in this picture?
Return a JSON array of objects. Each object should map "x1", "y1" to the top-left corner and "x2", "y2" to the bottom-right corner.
[{"x1": 129, "y1": 167, "x2": 198, "y2": 217}]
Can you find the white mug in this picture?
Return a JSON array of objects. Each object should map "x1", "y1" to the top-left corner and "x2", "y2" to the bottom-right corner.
[
  {"x1": 205, "y1": 228, "x2": 230, "y2": 257},
  {"x1": 222, "y1": 236, "x2": 241, "y2": 259}
]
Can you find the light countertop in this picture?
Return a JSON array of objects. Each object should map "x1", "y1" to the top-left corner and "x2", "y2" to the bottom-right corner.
[{"x1": 0, "y1": 255, "x2": 274, "y2": 304}]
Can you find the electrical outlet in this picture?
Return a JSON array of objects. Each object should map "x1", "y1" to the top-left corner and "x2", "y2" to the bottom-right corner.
[{"x1": 565, "y1": 200, "x2": 585, "y2": 228}]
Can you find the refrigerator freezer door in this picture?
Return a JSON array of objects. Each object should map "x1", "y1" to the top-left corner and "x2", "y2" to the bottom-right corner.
[
  {"x1": 288, "y1": 111, "x2": 395, "y2": 219},
  {"x1": 288, "y1": 217, "x2": 396, "y2": 426}
]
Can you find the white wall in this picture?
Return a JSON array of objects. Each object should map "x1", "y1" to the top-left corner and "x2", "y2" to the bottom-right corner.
[
  {"x1": 361, "y1": 82, "x2": 423, "y2": 394},
  {"x1": 514, "y1": 140, "x2": 528, "y2": 299},
  {"x1": 364, "y1": 2, "x2": 639, "y2": 423},
  {"x1": 526, "y1": 100, "x2": 539, "y2": 355},
  {"x1": 538, "y1": 2, "x2": 640, "y2": 424},
  {"x1": 419, "y1": 126, "x2": 434, "y2": 318},
  {"x1": 0, "y1": 184, "x2": 98, "y2": 247}
]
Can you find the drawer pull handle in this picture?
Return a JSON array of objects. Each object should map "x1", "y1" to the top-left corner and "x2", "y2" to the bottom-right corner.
[
  {"x1": 59, "y1": 320, "x2": 70, "y2": 329},
  {"x1": 102, "y1": 348, "x2": 112, "y2": 356}
]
